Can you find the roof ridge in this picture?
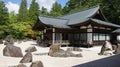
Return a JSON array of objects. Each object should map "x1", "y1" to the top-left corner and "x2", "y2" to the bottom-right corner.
[
  {"x1": 39, "y1": 15, "x2": 68, "y2": 20},
  {"x1": 60, "y1": 5, "x2": 100, "y2": 17}
]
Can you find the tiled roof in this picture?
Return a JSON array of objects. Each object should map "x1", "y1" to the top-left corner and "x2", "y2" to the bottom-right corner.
[
  {"x1": 39, "y1": 16, "x2": 70, "y2": 28},
  {"x1": 91, "y1": 19, "x2": 120, "y2": 28},
  {"x1": 37, "y1": 6, "x2": 120, "y2": 28},
  {"x1": 113, "y1": 29, "x2": 120, "y2": 33},
  {"x1": 60, "y1": 6, "x2": 99, "y2": 19}
]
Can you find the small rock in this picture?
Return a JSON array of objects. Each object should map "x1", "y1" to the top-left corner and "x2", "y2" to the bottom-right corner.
[
  {"x1": 0, "y1": 39, "x2": 3, "y2": 44},
  {"x1": 74, "y1": 53, "x2": 83, "y2": 57},
  {"x1": 67, "y1": 47, "x2": 82, "y2": 52},
  {"x1": 25, "y1": 46, "x2": 37, "y2": 52},
  {"x1": 73, "y1": 47, "x2": 82, "y2": 52},
  {"x1": 67, "y1": 48, "x2": 73, "y2": 51},
  {"x1": 30, "y1": 61, "x2": 44, "y2": 67},
  {"x1": 20, "y1": 52, "x2": 32, "y2": 63},
  {"x1": 48, "y1": 45, "x2": 60, "y2": 56},
  {"x1": 17, "y1": 63, "x2": 27, "y2": 67},
  {"x1": 114, "y1": 44, "x2": 120, "y2": 54},
  {"x1": 4, "y1": 35, "x2": 14, "y2": 45},
  {"x1": 112, "y1": 45, "x2": 117, "y2": 50}
]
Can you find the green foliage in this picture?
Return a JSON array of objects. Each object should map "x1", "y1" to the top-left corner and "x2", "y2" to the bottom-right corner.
[
  {"x1": 64, "y1": 0, "x2": 120, "y2": 25},
  {"x1": 29, "y1": 0, "x2": 40, "y2": 22},
  {"x1": 100, "y1": 0, "x2": 120, "y2": 25},
  {"x1": 0, "y1": 0, "x2": 42, "y2": 39},
  {"x1": 18, "y1": 0, "x2": 28, "y2": 22},
  {"x1": 64, "y1": 0, "x2": 101, "y2": 13},
  {"x1": 9, "y1": 11, "x2": 17, "y2": 23},
  {"x1": 40, "y1": 7, "x2": 49, "y2": 16},
  {"x1": 50, "y1": 2, "x2": 63, "y2": 17},
  {"x1": 7, "y1": 21, "x2": 36, "y2": 39},
  {"x1": 0, "y1": 1, "x2": 9, "y2": 39},
  {"x1": 0, "y1": 0, "x2": 9, "y2": 25}
]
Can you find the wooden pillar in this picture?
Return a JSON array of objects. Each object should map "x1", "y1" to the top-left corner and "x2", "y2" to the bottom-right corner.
[
  {"x1": 41, "y1": 28, "x2": 46, "y2": 40},
  {"x1": 60, "y1": 33, "x2": 62, "y2": 46},
  {"x1": 44, "y1": 28, "x2": 46, "y2": 33},
  {"x1": 52, "y1": 28, "x2": 55, "y2": 45},
  {"x1": 87, "y1": 24, "x2": 93, "y2": 45},
  {"x1": 41, "y1": 31, "x2": 44, "y2": 40}
]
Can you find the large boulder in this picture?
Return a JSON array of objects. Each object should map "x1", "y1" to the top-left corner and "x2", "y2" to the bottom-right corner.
[
  {"x1": 51, "y1": 49, "x2": 67, "y2": 57},
  {"x1": 48, "y1": 45, "x2": 60, "y2": 56},
  {"x1": 0, "y1": 39, "x2": 3, "y2": 44},
  {"x1": 48, "y1": 45, "x2": 82, "y2": 57},
  {"x1": 25, "y1": 46, "x2": 37, "y2": 52},
  {"x1": 3, "y1": 45, "x2": 23, "y2": 57},
  {"x1": 4, "y1": 35, "x2": 14, "y2": 45},
  {"x1": 98, "y1": 41, "x2": 113, "y2": 55},
  {"x1": 51, "y1": 49, "x2": 82, "y2": 57},
  {"x1": 30, "y1": 61, "x2": 44, "y2": 67},
  {"x1": 20, "y1": 52, "x2": 32, "y2": 63},
  {"x1": 98, "y1": 43, "x2": 106, "y2": 55}
]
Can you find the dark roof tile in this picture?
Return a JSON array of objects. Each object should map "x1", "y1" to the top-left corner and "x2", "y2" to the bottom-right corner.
[{"x1": 37, "y1": 6, "x2": 120, "y2": 28}]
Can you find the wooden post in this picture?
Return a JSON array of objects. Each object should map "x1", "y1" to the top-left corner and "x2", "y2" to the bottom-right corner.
[
  {"x1": 60, "y1": 33, "x2": 62, "y2": 47},
  {"x1": 52, "y1": 28, "x2": 55, "y2": 45},
  {"x1": 87, "y1": 28, "x2": 93, "y2": 47},
  {"x1": 41, "y1": 31, "x2": 44, "y2": 40},
  {"x1": 44, "y1": 28, "x2": 46, "y2": 33}
]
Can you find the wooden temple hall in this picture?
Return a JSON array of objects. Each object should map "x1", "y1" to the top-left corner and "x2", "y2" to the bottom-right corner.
[{"x1": 33, "y1": 6, "x2": 120, "y2": 47}]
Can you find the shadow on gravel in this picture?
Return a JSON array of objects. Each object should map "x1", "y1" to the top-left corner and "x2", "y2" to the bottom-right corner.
[{"x1": 73, "y1": 54, "x2": 120, "y2": 67}]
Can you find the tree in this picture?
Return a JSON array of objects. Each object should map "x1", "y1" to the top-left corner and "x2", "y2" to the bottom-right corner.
[
  {"x1": 64, "y1": 0, "x2": 120, "y2": 25},
  {"x1": 101, "y1": 0, "x2": 120, "y2": 25},
  {"x1": 9, "y1": 11, "x2": 17, "y2": 23},
  {"x1": 40, "y1": 7, "x2": 48, "y2": 16},
  {"x1": 29, "y1": 0, "x2": 39, "y2": 21},
  {"x1": 50, "y1": 2, "x2": 63, "y2": 17},
  {"x1": 18, "y1": 0, "x2": 28, "y2": 22},
  {"x1": 0, "y1": 0, "x2": 9, "y2": 38},
  {"x1": 0, "y1": 0, "x2": 9, "y2": 25},
  {"x1": 64, "y1": 0, "x2": 101, "y2": 13}
]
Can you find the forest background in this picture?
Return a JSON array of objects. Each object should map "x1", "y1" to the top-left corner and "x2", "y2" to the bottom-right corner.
[{"x1": 0, "y1": 0, "x2": 120, "y2": 39}]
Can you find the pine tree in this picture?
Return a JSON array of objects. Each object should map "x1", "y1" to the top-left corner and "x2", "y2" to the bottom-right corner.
[
  {"x1": 29, "y1": 0, "x2": 39, "y2": 21},
  {"x1": 18, "y1": 0, "x2": 28, "y2": 22},
  {"x1": 64, "y1": 0, "x2": 101, "y2": 13},
  {"x1": 101, "y1": 0, "x2": 120, "y2": 25},
  {"x1": 40, "y1": 7, "x2": 48, "y2": 16},
  {"x1": 0, "y1": 0, "x2": 9, "y2": 25},
  {"x1": 9, "y1": 11, "x2": 17, "y2": 23},
  {"x1": 64, "y1": 0, "x2": 120, "y2": 25},
  {"x1": 50, "y1": 2, "x2": 63, "y2": 17},
  {"x1": 0, "y1": 0, "x2": 9, "y2": 38}
]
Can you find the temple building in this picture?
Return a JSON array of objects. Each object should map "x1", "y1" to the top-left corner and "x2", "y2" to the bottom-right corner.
[{"x1": 33, "y1": 6, "x2": 120, "y2": 47}]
